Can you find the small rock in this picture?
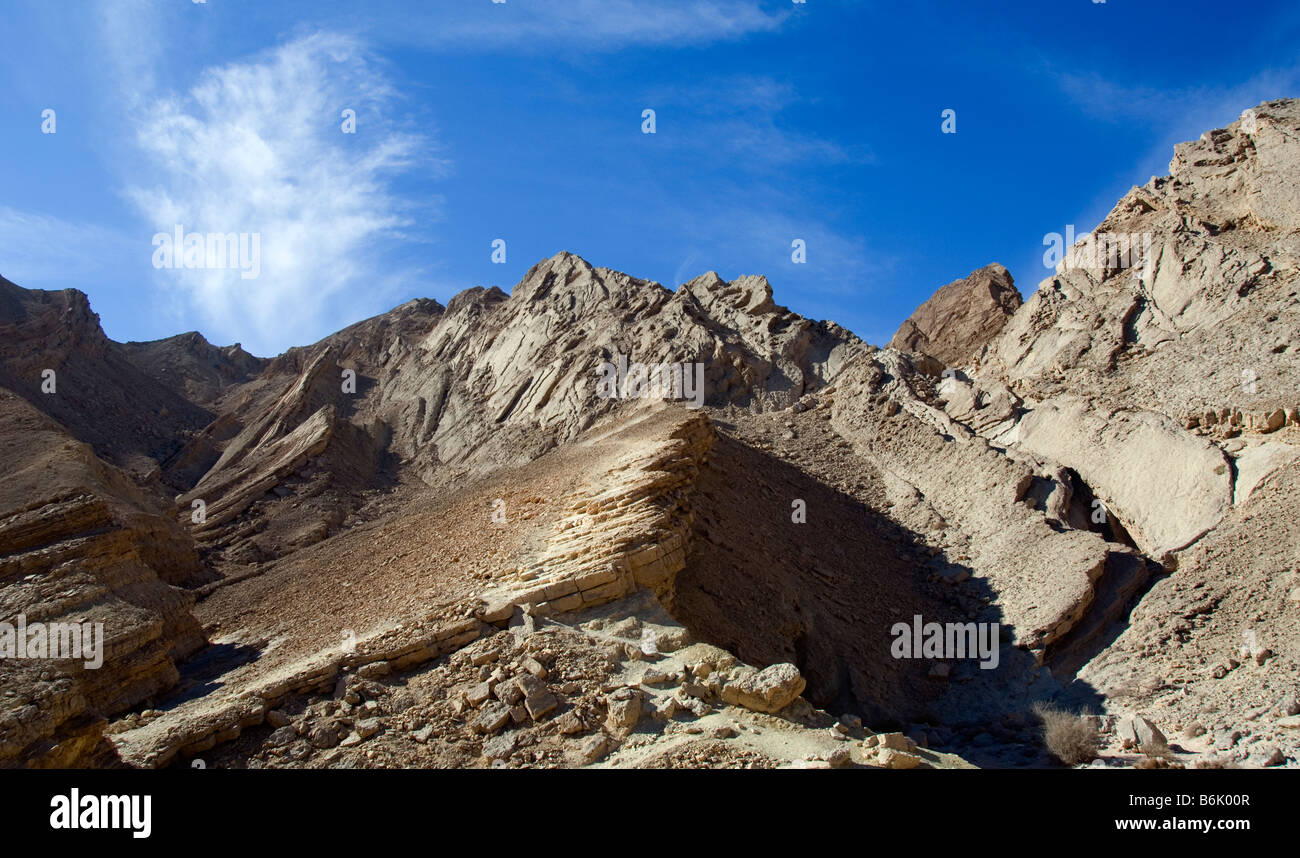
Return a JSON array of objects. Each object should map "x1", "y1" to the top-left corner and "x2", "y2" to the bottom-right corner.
[
  {"x1": 877, "y1": 732, "x2": 918, "y2": 752},
  {"x1": 876, "y1": 749, "x2": 922, "y2": 769},
  {"x1": 472, "y1": 704, "x2": 512, "y2": 736},
  {"x1": 1116, "y1": 716, "x2": 1166, "y2": 751},
  {"x1": 651, "y1": 696, "x2": 680, "y2": 722},
  {"x1": 356, "y1": 661, "x2": 391, "y2": 680},
  {"x1": 493, "y1": 680, "x2": 524, "y2": 706},
  {"x1": 466, "y1": 682, "x2": 492, "y2": 707},
  {"x1": 719, "y1": 663, "x2": 806, "y2": 714},
  {"x1": 308, "y1": 725, "x2": 339, "y2": 749},
  {"x1": 481, "y1": 733, "x2": 517, "y2": 762},
  {"x1": 605, "y1": 690, "x2": 644, "y2": 733},
  {"x1": 640, "y1": 630, "x2": 660, "y2": 657},
  {"x1": 640, "y1": 668, "x2": 672, "y2": 686},
  {"x1": 266, "y1": 726, "x2": 297, "y2": 747},
  {"x1": 577, "y1": 733, "x2": 608, "y2": 765},
  {"x1": 554, "y1": 709, "x2": 587, "y2": 735}
]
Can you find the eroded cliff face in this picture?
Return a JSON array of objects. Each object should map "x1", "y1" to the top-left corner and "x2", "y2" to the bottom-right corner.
[
  {"x1": 877, "y1": 100, "x2": 1300, "y2": 762},
  {"x1": 0, "y1": 392, "x2": 206, "y2": 767}
]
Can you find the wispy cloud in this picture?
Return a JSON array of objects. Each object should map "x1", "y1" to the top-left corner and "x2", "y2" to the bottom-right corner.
[
  {"x1": 666, "y1": 202, "x2": 897, "y2": 342},
  {"x1": 1054, "y1": 63, "x2": 1300, "y2": 131},
  {"x1": 124, "y1": 32, "x2": 433, "y2": 355},
  {"x1": 646, "y1": 74, "x2": 874, "y2": 169},
  {"x1": 668, "y1": 202, "x2": 892, "y2": 294},
  {"x1": 0, "y1": 206, "x2": 129, "y2": 285},
  {"x1": 391, "y1": 0, "x2": 790, "y2": 51},
  {"x1": 95, "y1": 0, "x2": 163, "y2": 103},
  {"x1": 1042, "y1": 60, "x2": 1300, "y2": 255}
]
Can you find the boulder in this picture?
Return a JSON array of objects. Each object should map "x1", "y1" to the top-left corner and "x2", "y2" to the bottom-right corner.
[
  {"x1": 719, "y1": 663, "x2": 806, "y2": 713},
  {"x1": 889, "y1": 263, "x2": 1022, "y2": 367}
]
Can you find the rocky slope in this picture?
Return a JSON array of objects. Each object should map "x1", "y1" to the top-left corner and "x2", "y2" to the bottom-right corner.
[
  {"x1": 0, "y1": 390, "x2": 207, "y2": 767},
  {"x1": 893, "y1": 98, "x2": 1300, "y2": 765}
]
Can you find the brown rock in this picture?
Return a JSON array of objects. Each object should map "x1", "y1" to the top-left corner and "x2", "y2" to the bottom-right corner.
[{"x1": 888, "y1": 263, "x2": 1022, "y2": 367}]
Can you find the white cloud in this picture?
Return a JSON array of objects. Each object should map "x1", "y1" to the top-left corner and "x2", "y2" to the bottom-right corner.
[
  {"x1": 95, "y1": 0, "x2": 162, "y2": 104},
  {"x1": 125, "y1": 32, "x2": 432, "y2": 355},
  {"x1": 392, "y1": 0, "x2": 789, "y2": 50}
]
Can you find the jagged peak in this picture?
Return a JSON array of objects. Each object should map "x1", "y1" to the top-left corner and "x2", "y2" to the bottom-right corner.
[
  {"x1": 678, "y1": 270, "x2": 776, "y2": 315},
  {"x1": 445, "y1": 286, "x2": 506, "y2": 315},
  {"x1": 514, "y1": 251, "x2": 596, "y2": 293},
  {"x1": 122, "y1": 330, "x2": 212, "y2": 349},
  {"x1": 889, "y1": 262, "x2": 1022, "y2": 367}
]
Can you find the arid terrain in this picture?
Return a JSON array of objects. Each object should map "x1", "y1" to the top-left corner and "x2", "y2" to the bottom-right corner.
[{"x1": 2, "y1": 99, "x2": 1299, "y2": 771}]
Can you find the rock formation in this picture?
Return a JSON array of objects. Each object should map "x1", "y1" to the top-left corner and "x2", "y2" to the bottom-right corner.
[{"x1": 889, "y1": 263, "x2": 1022, "y2": 367}]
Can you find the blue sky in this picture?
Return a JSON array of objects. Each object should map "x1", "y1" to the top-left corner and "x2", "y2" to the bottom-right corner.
[{"x1": 2, "y1": 0, "x2": 1297, "y2": 356}]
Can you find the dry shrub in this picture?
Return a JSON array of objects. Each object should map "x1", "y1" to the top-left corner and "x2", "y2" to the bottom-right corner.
[{"x1": 1032, "y1": 702, "x2": 1100, "y2": 766}]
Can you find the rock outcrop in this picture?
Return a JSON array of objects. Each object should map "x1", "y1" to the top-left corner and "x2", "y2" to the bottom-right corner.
[
  {"x1": 0, "y1": 392, "x2": 207, "y2": 768},
  {"x1": 889, "y1": 263, "x2": 1022, "y2": 367}
]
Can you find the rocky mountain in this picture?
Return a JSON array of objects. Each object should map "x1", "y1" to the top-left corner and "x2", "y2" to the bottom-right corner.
[{"x1": 1, "y1": 99, "x2": 1297, "y2": 770}]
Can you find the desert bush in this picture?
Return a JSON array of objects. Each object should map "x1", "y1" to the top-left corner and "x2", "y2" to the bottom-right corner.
[{"x1": 1032, "y1": 702, "x2": 1100, "y2": 766}]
